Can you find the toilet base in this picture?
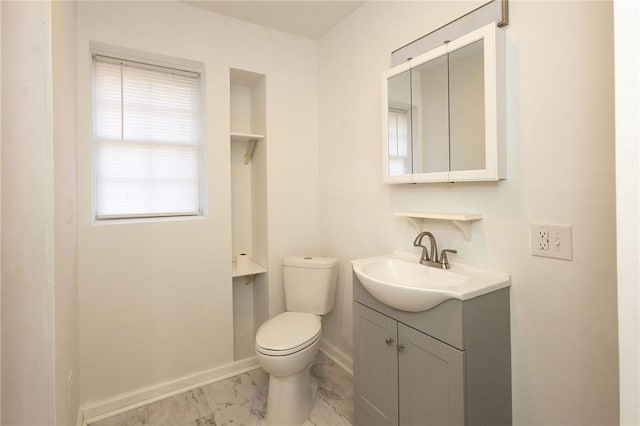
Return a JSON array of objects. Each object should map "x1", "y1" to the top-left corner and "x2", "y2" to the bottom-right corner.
[{"x1": 266, "y1": 369, "x2": 317, "y2": 426}]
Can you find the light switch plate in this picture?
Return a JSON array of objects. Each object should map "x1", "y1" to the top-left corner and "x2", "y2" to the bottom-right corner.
[{"x1": 531, "y1": 224, "x2": 573, "y2": 261}]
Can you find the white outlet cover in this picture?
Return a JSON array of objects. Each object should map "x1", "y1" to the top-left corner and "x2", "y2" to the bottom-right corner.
[{"x1": 531, "y1": 224, "x2": 573, "y2": 261}]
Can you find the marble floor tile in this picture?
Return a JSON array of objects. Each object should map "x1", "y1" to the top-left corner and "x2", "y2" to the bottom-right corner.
[
  {"x1": 183, "y1": 414, "x2": 217, "y2": 426},
  {"x1": 310, "y1": 353, "x2": 354, "y2": 424},
  {"x1": 303, "y1": 396, "x2": 352, "y2": 426},
  {"x1": 90, "y1": 352, "x2": 352, "y2": 426},
  {"x1": 201, "y1": 370, "x2": 268, "y2": 425},
  {"x1": 146, "y1": 388, "x2": 211, "y2": 426},
  {"x1": 90, "y1": 405, "x2": 148, "y2": 426}
]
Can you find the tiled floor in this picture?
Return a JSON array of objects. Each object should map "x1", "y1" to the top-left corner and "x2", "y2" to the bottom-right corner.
[{"x1": 90, "y1": 352, "x2": 353, "y2": 426}]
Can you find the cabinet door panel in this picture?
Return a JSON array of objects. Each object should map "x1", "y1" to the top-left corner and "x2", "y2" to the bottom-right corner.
[
  {"x1": 354, "y1": 303, "x2": 399, "y2": 426},
  {"x1": 398, "y1": 324, "x2": 465, "y2": 426}
]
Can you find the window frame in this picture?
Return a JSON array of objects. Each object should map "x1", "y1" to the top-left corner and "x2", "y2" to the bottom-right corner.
[{"x1": 90, "y1": 43, "x2": 207, "y2": 223}]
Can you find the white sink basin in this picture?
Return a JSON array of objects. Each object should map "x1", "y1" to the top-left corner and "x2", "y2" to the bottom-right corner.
[{"x1": 352, "y1": 253, "x2": 510, "y2": 312}]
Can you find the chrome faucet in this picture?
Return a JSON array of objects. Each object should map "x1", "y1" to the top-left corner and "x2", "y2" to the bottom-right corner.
[{"x1": 413, "y1": 231, "x2": 457, "y2": 269}]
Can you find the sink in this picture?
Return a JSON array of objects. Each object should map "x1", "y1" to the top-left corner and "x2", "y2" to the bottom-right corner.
[{"x1": 351, "y1": 253, "x2": 510, "y2": 312}]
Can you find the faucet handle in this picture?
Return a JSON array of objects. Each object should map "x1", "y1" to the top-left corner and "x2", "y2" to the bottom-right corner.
[{"x1": 440, "y1": 249, "x2": 457, "y2": 269}]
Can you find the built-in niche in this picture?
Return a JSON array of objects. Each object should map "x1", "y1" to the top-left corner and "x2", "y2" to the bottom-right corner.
[{"x1": 230, "y1": 68, "x2": 268, "y2": 361}]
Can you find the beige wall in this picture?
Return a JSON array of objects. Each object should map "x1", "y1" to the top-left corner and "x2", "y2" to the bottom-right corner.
[
  {"x1": 1, "y1": 2, "x2": 56, "y2": 424},
  {"x1": 0, "y1": 1, "x2": 3, "y2": 418},
  {"x1": 614, "y1": 0, "x2": 640, "y2": 423},
  {"x1": 77, "y1": 1, "x2": 320, "y2": 407},
  {"x1": 0, "y1": 0, "x2": 624, "y2": 423},
  {"x1": 318, "y1": 1, "x2": 618, "y2": 424},
  {"x1": 52, "y1": 1, "x2": 80, "y2": 424}
]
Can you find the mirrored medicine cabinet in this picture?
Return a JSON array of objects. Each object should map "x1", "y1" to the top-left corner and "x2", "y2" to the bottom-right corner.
[{"x1": 382, "y1": 22, "x2": 505, "y2": 184}]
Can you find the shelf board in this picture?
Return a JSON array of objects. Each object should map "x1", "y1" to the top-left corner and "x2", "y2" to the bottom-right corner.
[
  {"x1": 394, "y1": 211, "x2": 482, "y2": 241},
  {"x1": 394, "y1": 211, "x2": 482, "y2": 222},
  {"x1": 230, "y1": 132, "x2": 264, "y2": 164},
  {"x1": 230, "y1": 132, "x2": 264, "y2": 143},
  {"x1": 232, "y1": 260, "x2": 267, "y2": 278}
]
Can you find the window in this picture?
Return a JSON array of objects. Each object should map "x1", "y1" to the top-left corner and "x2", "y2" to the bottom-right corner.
[
  {"x1": 388, "y1": 107, "x2": 411, "y2": 175},
  {"x1": 93, "y1": 54, "x2": 203, "y2": 220}
]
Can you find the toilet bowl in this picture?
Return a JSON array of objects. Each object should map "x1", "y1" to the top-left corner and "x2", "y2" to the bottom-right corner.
[
  {"x1": 255, "y1": 256, "x2": 338, "y2": 426},
  {"x1": 256, "y1": 312, "x2": 322, "y2": 425}
]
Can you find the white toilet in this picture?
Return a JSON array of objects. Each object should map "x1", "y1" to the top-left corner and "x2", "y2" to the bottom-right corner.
[{"x1": 255, "y1": 256, "x2": 338, "y2": 426}]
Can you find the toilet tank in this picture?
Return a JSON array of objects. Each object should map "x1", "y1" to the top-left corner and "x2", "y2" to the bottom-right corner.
[{"x1": 282, "y1": 256, "x2": 338, "y2": 315}]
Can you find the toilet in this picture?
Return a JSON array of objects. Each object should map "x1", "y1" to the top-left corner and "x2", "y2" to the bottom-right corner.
[{"x1": 255, "y1": 256, "x2": 338, "y2": 426}]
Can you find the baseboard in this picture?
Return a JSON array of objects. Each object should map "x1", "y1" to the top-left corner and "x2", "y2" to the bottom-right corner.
[
  {"x1": 76, "y1": 408, "x2": 85, "y2": 426},
  {"x1": 319, "y1": 338, "x2": 353, "y2": 376},
  {"x1": 82, "y1": 356, "x2": 259, "y2": 424}
]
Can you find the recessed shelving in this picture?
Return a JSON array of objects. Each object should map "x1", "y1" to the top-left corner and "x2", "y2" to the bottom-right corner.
[
  {"x1": 394, "y1": 211, "x2": 482, "y2": 241},
  {"x1": 230, "y1": 132, "x2": 264, "y2": 142},
  {"x1": 232, "y1": 259, "x2": 267, "y2": 278},
  {"x1": 230, "y1": 69, "x2": 268, "y2": 360},
  {"x1": 230, "y1": 132, "x2": 264, "y2": 164}
]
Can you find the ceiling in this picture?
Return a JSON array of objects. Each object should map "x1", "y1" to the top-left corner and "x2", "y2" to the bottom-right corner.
[{"x1": 184, "y1": 1, "x2": 365, "y2": 40}]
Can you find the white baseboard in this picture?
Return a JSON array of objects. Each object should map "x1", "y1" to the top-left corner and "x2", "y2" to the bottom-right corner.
[
  {"x1": 319, "y1": 338, "x2": 353, "y2": 376},
  {"x1": 76, "y1": 408, "x2": 85, "y2": 426},
  {"x1": 81, "y1": 343, "x2": 351, "y2": 425},
  {"x1": 82, "y1": 356, "x2": 259, "y2": 425}
]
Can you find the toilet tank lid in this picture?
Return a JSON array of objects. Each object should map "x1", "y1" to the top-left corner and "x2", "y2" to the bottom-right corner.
[{"x1": 282, "y1": 256, "x2": 338, "y2": 269}]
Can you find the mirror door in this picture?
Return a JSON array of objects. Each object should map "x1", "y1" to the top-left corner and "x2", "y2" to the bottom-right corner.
[
  {"x1": 411, "y1": 53, "x2": 449, "y2": 181},
  {"x1": 448, "y1": 39, "x2": 486, "y2": 172},
  {"x1": 386, "y1": 70, "x2": 413, "y2": 178}
]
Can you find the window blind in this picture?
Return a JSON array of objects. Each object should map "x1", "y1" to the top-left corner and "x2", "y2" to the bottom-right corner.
[
  {"x1": 93, "y1": 55, "x2": 202, "y2": 219},
  {"x1": 388, "y1": 108, "x2": 411, "y2": 175}
]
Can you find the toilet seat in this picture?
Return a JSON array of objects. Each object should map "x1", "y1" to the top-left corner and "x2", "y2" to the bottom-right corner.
[{"x1": 256, "y1": 312, "x2": 321, "y2": 356}]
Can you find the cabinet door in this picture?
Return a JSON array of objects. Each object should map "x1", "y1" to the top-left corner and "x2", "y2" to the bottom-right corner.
[
  {"x1": 354, "y1": 303, "x2": 398, "y2": 426},
  {"x1": 398, "y1": 324, "x2": 465, "y2": 426}
]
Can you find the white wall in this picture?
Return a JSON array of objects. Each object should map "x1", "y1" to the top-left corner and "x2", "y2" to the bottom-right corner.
[
  {"x1": 318, "y1": 1, "x2": 618, "y2": 424},
  {"x1": 0, "y1": 2, "x2": 3, "y2": 418},
  {"x1": 77, "y1": 1, "x2": 320, "y2": 408},
  {"x1": 1, "y1": 1, "x2": 56, "y2": 424},
  {"x1": 614, "y1": 0, "x2": 640, "y2": 423},
  {"x1": 52, "y1": 1, "x2": 80, "y2": 424}
]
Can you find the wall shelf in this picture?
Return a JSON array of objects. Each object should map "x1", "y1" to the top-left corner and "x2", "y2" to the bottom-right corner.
[
  {"x1": 232, "y1": 259, "x2": 267, "y2": 278},
  {"x1": 230, "y1": 132, "x2": 264, "y2": 164},
  {"x1": 394, "y1": 211, "x2": 482, "y2": 241}
]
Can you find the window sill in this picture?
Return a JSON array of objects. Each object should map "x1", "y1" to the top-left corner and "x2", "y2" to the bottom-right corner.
[{"x1": 92, "y1": 213, "x2": 206, "y2": 226}]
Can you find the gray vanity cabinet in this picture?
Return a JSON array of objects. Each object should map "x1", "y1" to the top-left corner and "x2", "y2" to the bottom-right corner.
[
  {"x1": 398, "y1": 324, "x2": 465, "y2": 426},
  {"x1": 353, "y1": 303, "x2": 398, "y2": 426},
  {"x1": 353, "y1": 275, "x2": 512, "y2": 426},
  {"x1": 354, "y1": 304, "x2": 465, "y2": 426}
]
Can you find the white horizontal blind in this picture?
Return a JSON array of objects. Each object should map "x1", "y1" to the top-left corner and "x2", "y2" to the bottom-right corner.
[
  {"x1": 388, "y1": 108, "x2": 411, "y2": 175},
  {"x1": 93, "y1": 55, "x2": 202, "y2": 219}
]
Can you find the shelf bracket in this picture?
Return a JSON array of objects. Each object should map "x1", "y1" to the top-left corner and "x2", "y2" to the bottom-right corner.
[
  {"x1": 395, "y1": 212, "x2": 481, "y2": 241},
  {"x1": 452, "y1": 220, "x2": 472, "y2": 241},
  {"x1": 406, "y1": 217, "x2": 473, "y2": 241},
  {"x1": 406, "y1": 217, "x2": 424, "y2": 233},
  {"x1": 244, "y1": 139, "x2": 257, "y2": 165}
]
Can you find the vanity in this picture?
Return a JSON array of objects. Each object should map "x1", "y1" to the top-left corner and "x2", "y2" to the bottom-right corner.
[{"x1": 352, "y1": 253, "x2": 512, "y2": 426}]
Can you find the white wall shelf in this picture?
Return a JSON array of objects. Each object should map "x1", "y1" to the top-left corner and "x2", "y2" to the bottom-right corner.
[
  {"x1": 230, "y1": 132, "x2": 264, "y2": 164},
  {"x1": 394, "y1": 211, "x2": 482, "y2": 241},
  {"x1": 232, "y1": 259, "x2": 267, "y2": 278}
]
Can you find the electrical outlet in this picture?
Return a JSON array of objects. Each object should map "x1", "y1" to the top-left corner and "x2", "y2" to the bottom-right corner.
[
  {"x1": 531, "y1": 224, "x2": 573, "y2": 260},
  {"x1": 534, "y1": 227, "x2": 549, "y2": 251},
  {"x1": 537, "y1": 239, "x2": 549, "y2": 251}
]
